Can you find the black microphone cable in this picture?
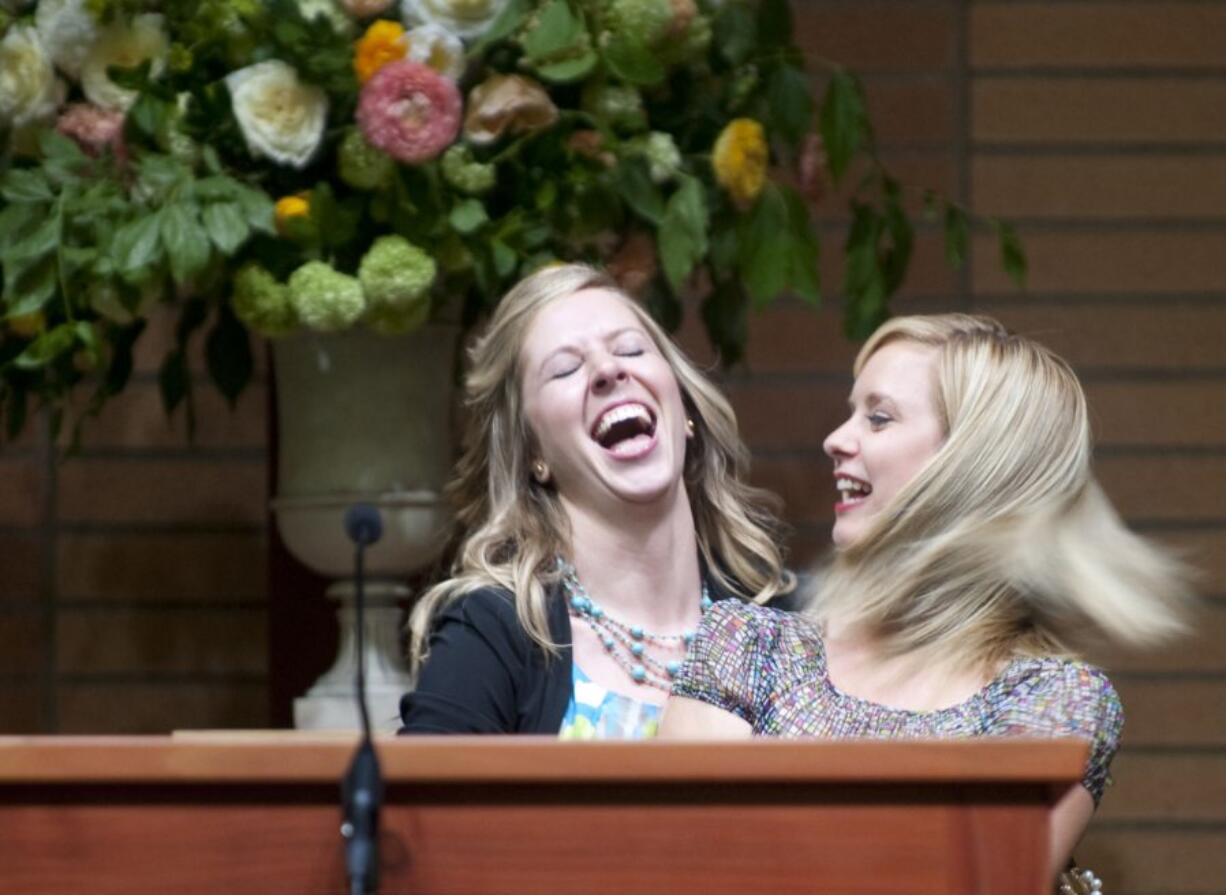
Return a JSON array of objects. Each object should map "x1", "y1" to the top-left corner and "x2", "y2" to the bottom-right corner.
[{"x1": 340, "y1": 503, "x2": 384, "y2": 895}]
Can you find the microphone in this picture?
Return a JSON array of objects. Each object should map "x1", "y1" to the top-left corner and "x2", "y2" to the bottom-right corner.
[{"x1": 340, "y1": 502, "x2": 383, "y2": 895}]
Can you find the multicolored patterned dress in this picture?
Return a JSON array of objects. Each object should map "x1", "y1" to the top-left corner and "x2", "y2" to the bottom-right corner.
[
  {"x1": 672, "y1": 601, "x2": 1123, "y2": 802},
  {"x1": 559, "y1": 664, "x2": 662, "y2": 740}
]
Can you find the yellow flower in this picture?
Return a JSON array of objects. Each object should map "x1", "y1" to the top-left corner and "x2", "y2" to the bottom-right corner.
[
  {"x1": 354, "y1": 20, "x2": 407, "y2": 84},
  {"x1": 274, "y1": 192, "x2": 311, "y2": 234},
  {"x1": 712, "y1": 118, "x2": 767, "y2": 210}
]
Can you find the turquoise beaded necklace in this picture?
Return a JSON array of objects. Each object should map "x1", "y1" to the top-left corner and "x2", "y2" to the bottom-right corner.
[{"x1": 558, "y1": 558, "x2": 713, "y2": 692}]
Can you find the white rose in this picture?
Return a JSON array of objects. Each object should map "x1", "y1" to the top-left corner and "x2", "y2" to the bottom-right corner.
[
  {"x1": 298, "y1": 0, "x2": 355, "y2": 33},
  {"x1": 0, "y1": 24, "x2": 65, "y2": 129},
  {"x1": 35, "y1": 0, "x2": 99, "y2": 79},
  {"x1": 81, "y1": 14, "x2": 168, "y2": 112},
  {"x1": 225, "y1": 60, "x2": 327, "y2": 169},
  {"x1": 404, "y1": 23, "x2": 465, "y2": 80},
  {"x1": 401, "y1": 0, "x2": 509, "y2": 39}
]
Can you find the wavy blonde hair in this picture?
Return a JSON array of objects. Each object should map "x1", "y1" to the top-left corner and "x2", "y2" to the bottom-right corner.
[
  {"x1": 408, "y1": 263, "x2": 791, "y2": 674},
  {"x1": 812, "y1": 313, "x2": 1191, "y2": 669}
]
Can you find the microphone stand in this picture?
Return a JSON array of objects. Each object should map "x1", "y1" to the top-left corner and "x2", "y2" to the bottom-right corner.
[{"x1": 340, "y1": 503, "x2": 384, "y2": 895}]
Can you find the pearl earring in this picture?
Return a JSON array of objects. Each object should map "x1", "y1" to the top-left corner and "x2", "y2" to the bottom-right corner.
[{"x1": 532, "y1": 459, "x2": 551, "y2": 484}]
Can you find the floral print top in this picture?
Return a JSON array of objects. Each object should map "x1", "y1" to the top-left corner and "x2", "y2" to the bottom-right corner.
[{"x1": 559, "y1": 664, "x2": 661, "y2": 740}]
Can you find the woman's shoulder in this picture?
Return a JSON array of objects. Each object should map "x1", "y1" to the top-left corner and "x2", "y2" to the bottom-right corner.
[
  {"x1": 990, "y1": 656, "x2": 1123, "y2": 734},
  {"x1": 696, "y1": 599, "x2": 824, "y2": 658}
]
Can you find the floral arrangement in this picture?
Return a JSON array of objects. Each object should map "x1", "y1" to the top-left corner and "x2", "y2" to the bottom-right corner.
[{"x1": 0, "y1": 0, "x2": 1024, "y2": 439}]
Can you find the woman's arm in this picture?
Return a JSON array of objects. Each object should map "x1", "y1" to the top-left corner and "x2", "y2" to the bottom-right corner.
[
  {"x1": 658, "y1": 696, "x2": 752, "y2": 738},
  {"x1": 1051, "y1": 784, "x2": 1095, "y2": 881}
]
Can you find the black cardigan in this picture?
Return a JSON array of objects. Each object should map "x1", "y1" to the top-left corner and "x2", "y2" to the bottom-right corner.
[
  {"x1": 399, "y1": 586, "x2": 573, "y2": 734},
  {"x1": 399, "y1": 578, "x2": 806, "y2": 735}
]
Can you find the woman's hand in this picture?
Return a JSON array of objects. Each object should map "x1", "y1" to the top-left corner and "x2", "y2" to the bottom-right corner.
[{"x1": 1051, "y1": 784, "x2": 1096, "y2": 881}]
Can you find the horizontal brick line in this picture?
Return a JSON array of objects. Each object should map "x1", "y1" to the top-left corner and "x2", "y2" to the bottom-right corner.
[
  {"x1": 1096, "y1": 446, "x2": 1226, "y2": 458},
  {"x1": 987, "y1": 219, "x2": 1226, "y2": 232},
  {"x1": 973, "y1": 67, "x2": 1226, "y2": 80},
  {"x1": 0, "y1": 674, "x2": 39, "y2": 684},
  {"x1": 0, "y1": 603, "x2": 43, "y2": 615},
  {"x1": 842, "y1": 70, "x2": 955, "y2": 84},
  {"x1": 65, "y1": 447, "x2": 268, "y2": 462},
  {"x1": 1132, "y1": 518, "x2": 1226, "y2": 533},
  {"x1": 974, "y1": 293, "x2": 1226, "y2": 307},
  {"x1": 54, "y1": 600, "x2": 267, "y2": 612},
  {"x1": 126, "y1": 371, "x2": 270, "y2": 387},
  {"x1": 56, "y1": 522, "x2": 266, "y2": 536},
  {"x1": 974, "y1": 143, "x2": 1226, "y2": 156},
  {"x1": 55, "y1": 673, "x2": 267, "y2": 686},
  {"x1": 1093, "y1": 820, "x2": 1226, "y2": 833},
  {"x1": 1112, "y1": 671, "x2": 1226, "y2": 683},
  {"x1": 1118, "y1": 744, "x2": 1226, "y2": 756}
]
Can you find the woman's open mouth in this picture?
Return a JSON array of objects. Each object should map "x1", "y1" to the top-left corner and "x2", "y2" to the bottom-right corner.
[{"x1": 592, "y1": 402, "x2": 657, "y2": 458}]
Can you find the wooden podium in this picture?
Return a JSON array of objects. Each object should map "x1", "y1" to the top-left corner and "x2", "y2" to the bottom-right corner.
[{"x1": 0, "y1": 735, "x2": 1084, "y2": 894}]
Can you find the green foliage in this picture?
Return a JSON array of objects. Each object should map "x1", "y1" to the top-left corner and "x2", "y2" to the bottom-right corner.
[{"x1": 0, "y1": 0, "x2": 1025, "y2": 446}]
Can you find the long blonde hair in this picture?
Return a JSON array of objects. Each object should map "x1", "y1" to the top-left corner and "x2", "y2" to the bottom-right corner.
[
  {"x1": 813, "y1": 313, "x2": 1190, "y2": 669},
  {"x1": 408, "y1": 263, "x2": 791, "y2": 673}
]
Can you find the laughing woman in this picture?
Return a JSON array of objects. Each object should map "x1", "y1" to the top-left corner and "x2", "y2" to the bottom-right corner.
[
  {"x1": 661, "y1": 314, "x2": 1191, "y2": 880},
  {"x1": 400, "y1": 263, "x2": 792, "y2": 737}
]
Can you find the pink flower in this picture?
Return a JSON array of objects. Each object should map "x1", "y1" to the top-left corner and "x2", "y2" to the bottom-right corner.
[
  {"x1": 56, "y1": 102, "x2": 127, "y2": 164},
  {"x1": 356, "y1": 60, "x2": 461, "y2": 164}
]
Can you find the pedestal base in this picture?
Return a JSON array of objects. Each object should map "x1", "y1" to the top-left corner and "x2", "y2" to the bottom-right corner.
[{"x1": 292, "y1": 582, "x2": 412, "y2": 732}]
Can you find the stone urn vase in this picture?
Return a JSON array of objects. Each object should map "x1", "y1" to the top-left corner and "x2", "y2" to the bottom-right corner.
[{"x1": 270, "y1": 325, "x2": 457, "y2": 730}]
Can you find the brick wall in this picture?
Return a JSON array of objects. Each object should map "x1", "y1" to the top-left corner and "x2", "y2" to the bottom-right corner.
[{"x1": 0, "y1": 1, "x2": 1222, "y2": 891}]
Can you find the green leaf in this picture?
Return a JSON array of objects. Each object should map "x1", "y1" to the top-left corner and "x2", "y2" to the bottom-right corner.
[
  {"x1": 158, "y1": 348, "x2": 189, "y2": 415},
  {"x1": 943, "y1": 203, "x2": 968, "y2": 270},
  {"x1": 535, "y1": 49, "x2": 598, "y2": 84},
  {"x1": 205, "y1": 302, "x2": 253, "y2": 406},
  {"x1": 1, "y1": 168, "x2": 53, "y2": 203},
  {"x1": 39, "y1": 130, "x2": 89, "y2": 184},
  {"x1": 842, "y1": 203, "x2": 888, "y2": 340},
  {"x1": 658, "y1": 176, "x2": 708, "y2": 291},
  {"x1": 468, "y1": 0, "x2": 530, "y2": 55},
  {"x1": 160, "y1": 202, "x2": 212, "y2": 283},
  {"x1": 996, "y1": 221, "x2": 1027, "y2": 289},
  {"x1": 73, "y1": 320, "x2": 104, "y2": 370},
  {"x1": 449, "y1": 198, "x2": 489, "y2": 235},
  {"x1": 4, "y1": 257, "x2": 56, "y2": 314},
  {"x1": 615, "y1": 158, "x2": 666, "y2": 225},
  {"x1": 767, "y1": 64, "x2": 814, "y2": 151},
  {"x1": 13, "y1": 322, "x2": 77, "y2": 370},
  {"x1": 3, "y1": 216, "x2": 59, "y2": 264},
  {"x1": 714, "y1": 3, "x2": 756, "y2": 66},
  {"x1": 523, "y1": 0, "x2": 584, "y2": 60},
  {"x1": 700, "y1": 278, "x2": 749, "y2": 366},
  {"x1": 0, "y1": 204, "x2": 40, "y2": 251},
  {"x1": 490, "y1": 239, "x2": 518, "y2": 278},
  {"x1": 603, "y1": 35, "x2": 665, "y2": 87},
  {"x1": 201, "y1": 202, "x2": 250, "y2": 255},
  {"x1": 782, "y1": 185, "x2": 821, "y2": 303},
  {"x1": 101, "y1": 320, "x2": 146, "y2": 400},
  {"x1": 738, "y1": 185, "x2": 790, "y2": 306},
  {"x1": 819, "y1": 70, "x2": 868, "y2": 184},
  {"x1": 111, "y1": 212, "x2": 164, "y2": 275},
  {"x1": 881, "y1": 179, "x2": 914, "y2": 295}
]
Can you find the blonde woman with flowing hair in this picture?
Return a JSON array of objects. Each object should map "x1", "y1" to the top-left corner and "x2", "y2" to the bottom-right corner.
[
  {"x1": 662, "y1": 313, "x2": 1191, "y2": 882},
  {"x1": 401, "y1": 263, "x2": 793, "y2": 737}
]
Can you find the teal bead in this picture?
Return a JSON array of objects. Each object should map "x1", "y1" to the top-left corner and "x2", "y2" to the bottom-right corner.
[
  {"x1": 666, "y1": 661, "x2": 682, "y2": 677},
  {"x1": 630, "y1": 642, "x2": 645, "y2": 658},
  {"x1": 590, "y1": 605, "x2": 604, "y2": 620},
  {"x1": 630, "y1": 626, "x2": 644, "y2": 640},
  {"x1": 631, "y1": 666, "x2": 647, "y2": 682}
]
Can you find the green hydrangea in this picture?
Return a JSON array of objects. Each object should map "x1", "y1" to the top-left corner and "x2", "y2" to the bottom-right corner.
[
  {"x1": 357, "y1": 236, "x2": 437, "y2": 323},
  {"x1": 632, "y1": 131, "x2": 682, "y2": 183},
  {"x1": 441, "y1": 145, "x2": 496, "y2": 196},
  {"x1": 338, "y1": 129, "x2": 395, "y2": 191},
  {"x1": 232, "y1": 263, "x2": 297, "y2": 336},
  {"x1": 287, "y1": 261, "x2": 365, "y2": 332},
  {"x1": 604, "y1": 0, "x2": 673, "y2": 48},
  {"x1": 582, "y1": 84, "x2": 646, "y2": 133}
]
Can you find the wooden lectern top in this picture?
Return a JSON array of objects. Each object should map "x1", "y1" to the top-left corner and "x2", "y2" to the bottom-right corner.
[{"x1": 0, "y1": 733, "x2": 1087, "y2": 785}]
